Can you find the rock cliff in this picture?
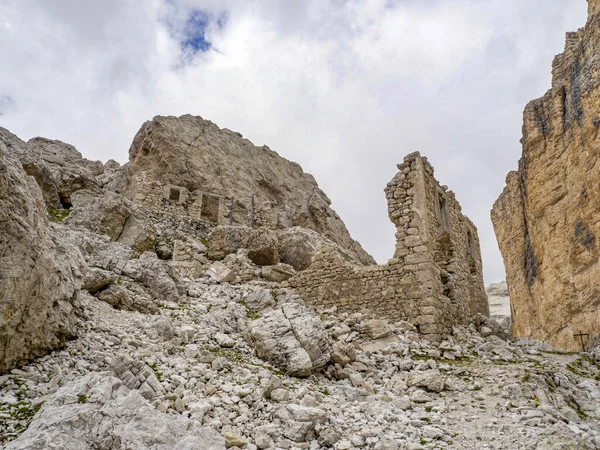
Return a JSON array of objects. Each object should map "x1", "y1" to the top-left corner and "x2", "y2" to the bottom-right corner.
[
  {"x1": 124, "y1": 115, "x2": 375, "y2": 267},
  {"x1": 492, "y1": 0, "x2": 600, "y2": 350},
  {"x1": 0, "y1": 130, "x2": 86, "y2": 372}
]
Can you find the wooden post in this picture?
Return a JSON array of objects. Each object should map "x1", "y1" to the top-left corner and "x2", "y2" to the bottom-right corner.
[
  {"x1": 573, "y1": 331, "x2": 589, "y2": 352},
  {"x1": 229, "y1": 197, "x2": 234, "y2": 225}
]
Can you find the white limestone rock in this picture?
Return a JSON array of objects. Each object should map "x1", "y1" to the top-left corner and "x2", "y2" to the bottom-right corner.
[
  {"x1": 261, "y1": 263, "x2": 296, "y2": 282},
  {"x1": 243, "y1": 303, "x2": 331, "y2": 377},
  {"x1": 206, "y1": 261, "x2": 236, "y2": 283},
  {"x1": 4, "y1": 373, "x2": 224, "y2": 450},
  {"x1": 0, "y1": 137, "x2": 86, "y2": 372}
]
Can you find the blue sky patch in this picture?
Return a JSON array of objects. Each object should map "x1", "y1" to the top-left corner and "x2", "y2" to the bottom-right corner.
[
  {"x1": 178, "y1": 9, "x2": 228, "y2": 58},
  {"x1": 182, "y1": 10, "x2": 211, "y2": 53}
]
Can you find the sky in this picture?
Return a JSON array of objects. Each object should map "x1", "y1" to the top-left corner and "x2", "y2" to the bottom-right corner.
[{"x1": 0, "y1": 0, "x2": 589, "y2": 284}]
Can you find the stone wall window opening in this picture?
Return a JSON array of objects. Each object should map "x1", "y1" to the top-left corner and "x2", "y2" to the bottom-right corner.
[
  {"x1": 169, "y1": 187, "x2": 181, "y2": 203},
  {"x1": 201, "y1": 193, "x2": 220, "y2": 223},
  {"x1": 466, "y1": 228, "x2": 478, "y2": 275},
  {"x1": 467, "y1": 229, "x2": 476, "y2": 257},
  {"x1": 436, "y1": 190, "x2": 449, "y2": 231}
]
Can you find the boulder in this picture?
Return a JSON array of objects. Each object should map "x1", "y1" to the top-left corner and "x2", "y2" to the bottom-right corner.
[
  {"x1": 0, "y1": 141, "x2": 86, "y2": 372},
  {"x1": 208, "y1": 225, "x2": 279, "y2": 266},
  {"x1": 65, "y1": 190, "x2": 131, "y2": 241},
  {"x1": 406, "y1": 369, "x2": 445, "y2": 393},
  {"x1": 276, "y1": 404, "x2": 327, "y2": 442},
  {"x1": 243, "y1": 303, "x2": 331, "y2": 377},
  {"x1": 261, "y1": 263, "x2": 296, "y2": 282},
  {"x1": 111, "y1": 354, "x2": 165, "y2": 400},
  {"x1": 116, "y1": 208, "x2": 157, "y2": 254},
  {"x1": 244, "y1": 288, "x2": 277, "y2": 311},
  {"x1": 206, "y1": 261, "x2": 236, "y2": 283},
  {"x1": 4, "y1": 373, "x2": 225, "y2": 450},
  {"x1": 97, "y1": 284, "x2": 158, "y2": 314}
]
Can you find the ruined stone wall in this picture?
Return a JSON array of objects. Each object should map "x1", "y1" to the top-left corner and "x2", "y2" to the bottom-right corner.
[
  {"x1": 291, "y1": 152, "x2": 488, "y2": 339},
  {"x1": 492, "y1": 1, "x2": 600, "y2": 351}
]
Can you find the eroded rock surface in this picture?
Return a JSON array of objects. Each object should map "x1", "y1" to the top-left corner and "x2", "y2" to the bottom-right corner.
[
  {"x1": 0, "y1": 140, "x2": 85, "y2": 372},
  {"x1": 124, "y1": 114, "x2": 375, "y2": 267},
  {"x1": 242, "y1": 302, "x2": 332, "y2": 377},
  {"x1": 492, "y1": 1, "x2": 600, "y2": 350}
]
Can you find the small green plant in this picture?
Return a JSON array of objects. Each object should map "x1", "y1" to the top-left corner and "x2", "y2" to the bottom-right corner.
[
  {"x1": 521, "y1": 373, "x2": 530, "y2": 383},
  {"x1": 240, "y1": 300, "x2": 260, "y2": 320},
  {"x1": 473, "y1": 385, "x2": 482, "y2": 391},
  {"x1": 150, "y1": 362, "x2": 163, "y2": 381},
  {"x1": 421, "y1": 417, "x2": 431, "y2": 423},
  {"x1": 270, "y1": 290, "x2": 279, "y2": 303},
  {"x1": 47, "y1": 208, "x2": 71, "y2": 223},
  {"x1": 77, "y1": 394, "x2": 88, "y2": 404},
  {"x1": 420, "y1": 437, "x2": 426, "y2": 445},
  {"x1": 317, "y1": 387, "x2": 330, "y2": 396}
]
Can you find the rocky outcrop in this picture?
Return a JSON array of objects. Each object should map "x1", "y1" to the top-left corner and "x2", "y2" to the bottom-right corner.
[
  {"x1": 124, "y1": 115, "x2": 375, "y2": 267},
  {"x1": 492, "y1": 1, "x2": 600, "y2": 350},
  {"x1": 0, "y1": 141, "x2": 86, "y2": 372},
  {"x1": 0, "y1": 128, "x2": 103, "y2": 209}
]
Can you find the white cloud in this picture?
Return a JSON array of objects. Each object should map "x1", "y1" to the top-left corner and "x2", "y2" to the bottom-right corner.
[{"x1": 0, "y1": 0, "x2": 588, "y2": 284}]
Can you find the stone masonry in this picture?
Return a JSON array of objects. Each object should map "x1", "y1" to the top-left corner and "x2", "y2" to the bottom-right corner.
[{"x1": 290, "y1": 152, "x2": 489, "y2": 340}]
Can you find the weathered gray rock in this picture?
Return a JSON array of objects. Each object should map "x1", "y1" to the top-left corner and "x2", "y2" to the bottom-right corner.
[
  {"x1": 276, "y1": 404, "x2": 327, "y2": 442},
  {"x1": 206, "y1": 261, "x2": 236, "y2": 283},
  {"x1": 0, "y1": 141, "x2": 86, "y2": 372},
  {"x1": 261, "y1": 263, "x2": 296, "y2": 282},
  {"x1": 0, "y1": 129, "x2": 103, "y2": 209},
  {"x1": 244, "y1": 288, "x2": 277, "y2": 311},
  {"x1": 208, "y1": 225, "x2": 279, "y2": 266},
  {"x1": 82, "y1": 267, "x2": 118, "y2": 294},
  {"x1": 97, "y1": 283, "x2": 158, "y2": 314},
  {"x1": 4, "y1": 373, "x2": 225, "y2": 450},
  {"x1": 406, "y1": 369, "x2": 445, "y2": 393},
  {"x1": 65, "y1": 190, "x2": 131, "y2": 240},
  {"x1": 485, "y1": 281, "x2": 512, "y2": 332},
  {"x1": 116, "y1": 208, "x2": 157, "y2": 254},
  {"x1": 243, "y1": 303, "x2": 331, "y2": 376},
  {"x1": 276, "y1": 227, "x2": 364, "y2": 271},
  {"x1": 111, "y1": 354, "x2": 165, "y2": 400}
]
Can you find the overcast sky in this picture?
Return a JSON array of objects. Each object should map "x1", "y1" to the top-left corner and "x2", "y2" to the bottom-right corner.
[{"x1": 0, "y1": 0, "x2": 589, "y2": 284}]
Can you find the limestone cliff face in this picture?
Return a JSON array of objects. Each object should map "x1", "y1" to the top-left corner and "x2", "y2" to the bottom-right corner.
[
  {"x1": 0, "y1": 130, "x2": 86, "y2": 371},
  {"x1": 492, "y1": 0, "x2": 600, "y2": 350},
  {"x1": 124, "y1": 115, "x2": 375, "y2": 266}
]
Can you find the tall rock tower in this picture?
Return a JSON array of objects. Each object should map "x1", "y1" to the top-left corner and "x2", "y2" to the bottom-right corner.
[{"x1": 492, "y1": 0, "x2": 600, "y2": 350}]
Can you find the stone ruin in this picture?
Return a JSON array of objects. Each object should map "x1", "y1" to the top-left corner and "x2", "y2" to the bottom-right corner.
[
  {"x1": 126, "y1": 139, "x2": 488, "y2": 340},
  {"x1": 290, "y1": 152, "x2": 489, "y2": 340}
]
